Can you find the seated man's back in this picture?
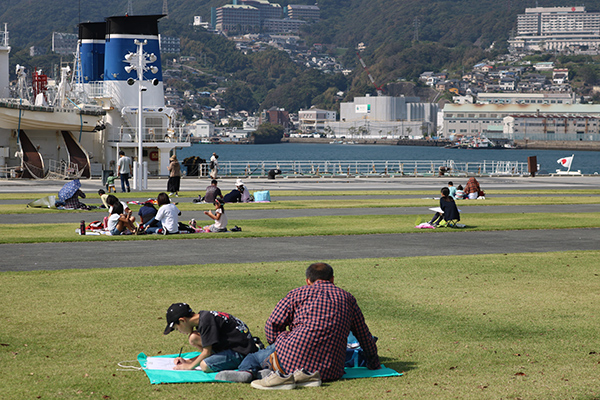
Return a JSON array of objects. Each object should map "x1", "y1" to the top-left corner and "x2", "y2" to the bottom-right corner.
[
  {"x1": 265, "y1": 263, "x2": 379, "y2": 381},
  {"x1": 204, "y1": 182, "x2": 222, "y2": 204}
]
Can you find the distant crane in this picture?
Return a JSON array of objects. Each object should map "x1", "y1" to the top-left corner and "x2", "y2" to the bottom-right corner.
[{"x1": 356, "y1": 51, "x2": 384, "y2": 96}]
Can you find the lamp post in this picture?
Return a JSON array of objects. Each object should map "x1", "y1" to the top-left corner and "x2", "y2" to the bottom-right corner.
[{"x1": 124, "y1": 39, "x2": 158, "y2": 190}]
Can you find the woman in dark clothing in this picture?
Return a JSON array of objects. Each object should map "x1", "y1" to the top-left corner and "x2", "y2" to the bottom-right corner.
[
  {"x1": 167, "y1": 155, "x2": 181, "y2": 197},
  {"x1": 429, "y1": 187, "x2": 460, "y2": 227}
]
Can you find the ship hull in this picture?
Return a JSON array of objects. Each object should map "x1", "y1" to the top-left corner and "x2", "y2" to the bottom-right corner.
[{"x1": 0, "y1": 103, "x2": 101, "y2": 132}]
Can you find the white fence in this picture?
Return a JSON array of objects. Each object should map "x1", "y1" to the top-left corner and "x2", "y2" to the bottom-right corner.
[{"x1": 201, "y1": 159, "x2": 530, "y2": 178}]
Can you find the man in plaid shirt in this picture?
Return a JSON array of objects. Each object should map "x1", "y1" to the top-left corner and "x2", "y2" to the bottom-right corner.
[{"x1": 265, "y1": 262, "x2": 380, "y2": 382}]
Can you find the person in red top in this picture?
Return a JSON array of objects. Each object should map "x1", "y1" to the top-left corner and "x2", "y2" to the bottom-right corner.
[{"x1": 260, "y1": 263, "x2": 380, "y2": 386}]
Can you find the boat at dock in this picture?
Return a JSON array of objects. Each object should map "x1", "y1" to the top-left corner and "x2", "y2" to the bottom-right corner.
[{"x1": 0, "y1": 16, "x2": 191, "y2": 180}]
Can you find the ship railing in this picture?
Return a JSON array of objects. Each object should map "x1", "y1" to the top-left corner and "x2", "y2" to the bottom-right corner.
[
  {"x1": 45, "y1": 159, "x2": 82, "y2": 180},
  {"x1": 0, "y1": 29, "x2": 8, "y2": 48},
  {"x1": 198, "y1": 160, "x2": 530, "y2": 178},
  {"x1": 107, "y1": 126, "x2": 192, "y2": 144}
]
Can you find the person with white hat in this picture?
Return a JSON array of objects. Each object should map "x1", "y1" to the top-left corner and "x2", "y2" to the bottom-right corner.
[
  {"x1": 209, "y1": 152, "x2": 219, "y2": 179},
  {"x1": 167, "y1": 154, "x2": 181, "y2": 197},
  {"x1": 236, "y1": 179, "x2": 251, "y2": 203}
]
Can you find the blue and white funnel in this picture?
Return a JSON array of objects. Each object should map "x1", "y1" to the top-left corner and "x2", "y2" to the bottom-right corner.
[
  {"x1": 78, "y1": 22, "x2": 105, "y2": 83},
  {"x1": 104, "y1": 15, "x2": 164, "y2": 108}
]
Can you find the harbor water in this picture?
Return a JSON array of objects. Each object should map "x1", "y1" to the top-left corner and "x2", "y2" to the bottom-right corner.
[{"x1": 177, "y1": 143, "x2": 600, "y2": 175}]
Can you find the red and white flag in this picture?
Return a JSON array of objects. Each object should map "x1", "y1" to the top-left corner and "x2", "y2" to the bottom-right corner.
[{"x1": 557, "y1": 155, "x2": 573, "y2": 169}]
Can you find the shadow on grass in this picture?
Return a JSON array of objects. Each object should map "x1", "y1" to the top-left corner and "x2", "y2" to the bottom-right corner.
[{"x1": 379, "y1": 357, "x2": 417, "y2": 374}]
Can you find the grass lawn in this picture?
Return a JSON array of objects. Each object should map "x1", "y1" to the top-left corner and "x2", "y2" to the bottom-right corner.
[
  {"x1": 1, "y1": 212, "x2": 600, "y2": 244},
  {"x1": 2, "y1": 253, "x2": 600, "y2": 399}
]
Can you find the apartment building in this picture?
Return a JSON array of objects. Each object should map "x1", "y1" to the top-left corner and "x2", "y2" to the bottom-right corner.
[
  {"x1": 298, "y1": 107, "x2": 336, "y2": 133},
  {"x1": 509, "y1": 6, "x2": 600, "y2": 53},
  {"x1": 287, "y1": 4, "x2": 320, "y2": 21},
  {"x1": 215, "y1": 4, "x2": 260, "y2": 33}
]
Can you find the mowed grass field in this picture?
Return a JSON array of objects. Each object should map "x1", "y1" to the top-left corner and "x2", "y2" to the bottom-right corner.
[
  {"x1": 1, "y1": 189, "x2": 600, "y2": 399},
  {"x1": 2, "y1": 254, "x2": 600, "y2": 400}
]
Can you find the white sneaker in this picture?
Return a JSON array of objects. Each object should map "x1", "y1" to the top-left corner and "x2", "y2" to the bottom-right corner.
[
  {"x1": 293, "y1": 369, "x2": 321, "y2": 387},
  {"x1": 251, "y1": 371, "x2": 296, "y2": 390}
]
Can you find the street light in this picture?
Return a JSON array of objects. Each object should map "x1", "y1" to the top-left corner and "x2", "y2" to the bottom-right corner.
[{"x1": 123, "y1": 39, "x2": 157, "y2": 190}]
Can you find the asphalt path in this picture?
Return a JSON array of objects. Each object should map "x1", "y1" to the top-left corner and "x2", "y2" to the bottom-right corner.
[
  {"x1": 1, "y1": 204, "x2": 599, "y2": 224},
  {"x1": 2, "y1": 175, "x2": 600, "y2": 193},
  {"x1": 1, "y1": 228, "x2": 599, "y2": 272}
]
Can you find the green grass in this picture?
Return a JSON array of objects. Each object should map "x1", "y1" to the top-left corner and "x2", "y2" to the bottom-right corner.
[
  {"x1": 2, "y1": 253, "x2": 600, "y2": 399},
  {"x1": 1, "y1": 212, "x2": 599, "y2": 244}
]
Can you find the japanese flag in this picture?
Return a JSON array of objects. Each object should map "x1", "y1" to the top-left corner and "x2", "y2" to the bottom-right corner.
[{"x1": 557, "y1": 155, "x2": 573, "y2": 169}]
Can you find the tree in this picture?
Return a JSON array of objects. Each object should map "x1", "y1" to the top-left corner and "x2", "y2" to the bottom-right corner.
[{"x1": 251, "y1": 122, "x2": 284, "y2": 144}]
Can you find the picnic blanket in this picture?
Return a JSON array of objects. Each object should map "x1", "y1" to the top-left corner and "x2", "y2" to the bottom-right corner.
[{"x1": 137, "y1": 352, "x2": 402, "y2": 384}]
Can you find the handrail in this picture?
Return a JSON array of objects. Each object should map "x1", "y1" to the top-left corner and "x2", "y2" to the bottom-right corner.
[{"x1": 189, "y1": 159, "x2": 530, "y2": 178}]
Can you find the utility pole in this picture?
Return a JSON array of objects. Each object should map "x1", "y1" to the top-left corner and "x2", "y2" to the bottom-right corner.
[
  {"x1": 413, "y1": 17, "x2": 420, "y2": 42},
  {"x1": 163, "y1": 0, "x2": 169, "y2": 18}
]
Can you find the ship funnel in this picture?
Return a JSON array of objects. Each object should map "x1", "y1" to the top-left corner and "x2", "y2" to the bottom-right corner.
[
  {"x1": 103, "y1": 15, "x2": 165, "y2": 108},
  {"x1": 78, "y1": 22, "x2": 106, "y2": 83}
]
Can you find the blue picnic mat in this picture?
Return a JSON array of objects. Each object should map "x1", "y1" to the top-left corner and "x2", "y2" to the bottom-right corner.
[{"x1": 137, "y1": 352, "x2": 402, "y2": 384}]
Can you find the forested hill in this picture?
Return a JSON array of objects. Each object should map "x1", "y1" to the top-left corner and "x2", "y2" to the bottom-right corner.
[{"x1": 1, "y1": 0, "x2": 600, "y2": 114}]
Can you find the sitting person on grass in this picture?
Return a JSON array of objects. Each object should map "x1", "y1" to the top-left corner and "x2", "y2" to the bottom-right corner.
[
  {"x1": 428, "y1": 187, "x2": 460, "y2": 227},
  {"x1": 455, "y1": 184, "x2": 465, "y2": 200},
  {"x1": 216, "y1": 263, "x2": 380, "y2": 389},
  {"x1": 202, "y1": 179, "x2": 222, "y2": 204},
  {"x1": 107, "y1": 202, "x2": 137, "y2": 235},
  {"x1": 162, "y1": 303, "x2": 258, "y2": 372},
  {"x1": 464, "y1": 177, "x2": 482, "y2": 200},
  {"x1": 138, "y1": 200, "x2": 158, "y2": 225},
  {"x1": 141, "y1": 192, "x2": 180, "y2": 235},
  {"x1": 98, "y1": 189, "x2": 109, "y2": 208},
  {"x1": 203, "y1": 197, "x2": 228, "y2": 232}
]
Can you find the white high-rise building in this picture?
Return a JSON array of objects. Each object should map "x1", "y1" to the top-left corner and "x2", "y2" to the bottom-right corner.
[{"x1": 509, "y1": 7, "x2": 600, "y2": 53}]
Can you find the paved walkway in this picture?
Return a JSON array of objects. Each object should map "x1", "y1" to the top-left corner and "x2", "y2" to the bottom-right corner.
[{"x1": 1, "y1": 228, "x2": 599, "y2": 272}]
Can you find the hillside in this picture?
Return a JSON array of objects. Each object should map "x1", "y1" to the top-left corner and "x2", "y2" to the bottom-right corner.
[{"x1": 1, "y1": 0, "x2": 600, "y2": 114}]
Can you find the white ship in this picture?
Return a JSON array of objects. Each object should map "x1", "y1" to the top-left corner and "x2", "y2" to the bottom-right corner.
[{"x1": 0, "y1": 16, "x2": 190, "y2": 180}]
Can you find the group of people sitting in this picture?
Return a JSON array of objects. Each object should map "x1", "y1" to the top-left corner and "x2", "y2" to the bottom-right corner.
[
  {"x1": 98, "y1": 190, "x2": 229, "y2": 235},
  {"x1": 448, "y1": 177, "x2": 485, "y2": 200},
  {"x1": 423, "y1": 177, "x2": 485, "y2": 228},
  {"x1": 163, "y1": 263, "x2": 381, "y2": 390},
  {"x1": 196, "y1": 179, "x2": 252, "y2": 204}
]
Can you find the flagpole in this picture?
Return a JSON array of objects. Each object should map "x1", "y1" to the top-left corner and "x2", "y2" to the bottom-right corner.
[{"x1": 568, "y1": 154, "x2": 574, "y2": 173}]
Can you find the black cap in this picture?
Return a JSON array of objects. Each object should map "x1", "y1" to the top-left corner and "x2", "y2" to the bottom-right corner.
[{"x1": 163, "y1": 303, "x2": 193, "y2": 335}]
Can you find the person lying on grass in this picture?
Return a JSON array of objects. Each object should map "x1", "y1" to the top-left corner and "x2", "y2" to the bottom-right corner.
[
  {"x1": 203, "y1": 197, "x2": 228, "y2": 232},
  {"x1": 163, "y1": 303, "x2": 258, "y2": 372}
]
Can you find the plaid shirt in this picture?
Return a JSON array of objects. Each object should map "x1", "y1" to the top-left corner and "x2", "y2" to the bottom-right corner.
[
  {"x1": 463, "y1": 177, "x2": 481, "y2": 195},
  {"x1": 265, "y1": 280, "x2": 380, "y2": 381},
  {"x1": 64, "y1": 189, "x2": 86, "y2": 209}
]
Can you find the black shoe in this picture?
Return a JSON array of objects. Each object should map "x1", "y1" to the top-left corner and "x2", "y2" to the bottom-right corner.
[{"x1": 127, "y1": 187, "x2": 131, "y2": 192}]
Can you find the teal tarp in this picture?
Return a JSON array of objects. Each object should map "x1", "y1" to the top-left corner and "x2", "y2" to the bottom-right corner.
[{"x1": 137, "y1": 352, "x2": 402, "y2": 384}]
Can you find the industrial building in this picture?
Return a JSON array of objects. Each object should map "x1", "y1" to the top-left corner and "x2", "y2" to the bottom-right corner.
[
  {"x1": 321, "y1": 95, "x2": 438, "y2": 139},
  {"x1": 442, "y1": 103, "x2": 600, "y2": 141}
]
